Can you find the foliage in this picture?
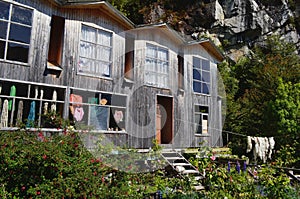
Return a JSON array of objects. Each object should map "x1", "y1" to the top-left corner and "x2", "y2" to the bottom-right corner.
[
  {"x1": 224, "y1": 35, "x2": 300, "y2": 159},
  {"x1": 0, "y1": 130, "x2": 198, "y2": 198}
]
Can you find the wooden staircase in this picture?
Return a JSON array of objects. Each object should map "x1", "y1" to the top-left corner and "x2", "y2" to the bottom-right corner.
[{"x1": 161, "y1": 149, "x2": 205, "y2": 191}]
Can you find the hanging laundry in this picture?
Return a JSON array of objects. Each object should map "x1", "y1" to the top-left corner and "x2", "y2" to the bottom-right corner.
[
  {"x1": 246, "y1": 136, "x2": 252, "y2": 153},
  {"x1": 16, "y1": 100, "x2": 23, "y2": 126},
  {"x1": 73, "y1": 107, "x2": 84, "y2": 122},
  {"x1": 26, "y1": 101, "x2": 36, "y2": 127},
  {"x1": 0, "y1": 99, "x2": 9, "y2": 128},
  {"x1": 8, "y1": 85, "x2": 16, "y2": 111},
  {"x1": 34, "y1": 86, "x2": 38, "y2": 99},
  {"x1": 268, "y1": 137, "x2": 275, "y2": 159},
  {"x1": 40, "y1": 89, "x2": 44, "y2": 100},
  {"x1": 246, "y1": 136, "x2": 275, "y2": 163},
  {"x1": 43, "y1": 102, "x2": 48, "y2": 114},
  {"x1": 51, "y1": 90, "x2": 57, "y2": 112},
  {"x1": 113, "y1": 110, "x2": 123, "y2": 123}
]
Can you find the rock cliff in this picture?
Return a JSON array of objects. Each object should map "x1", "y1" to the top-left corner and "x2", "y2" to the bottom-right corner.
[{"x1": 140, "y1": 0, "x2": 300, "y2": 61}]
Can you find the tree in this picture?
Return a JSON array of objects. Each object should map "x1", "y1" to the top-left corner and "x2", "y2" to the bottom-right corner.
[{"x1": 225, "y1": 35, "x2": 300, "y2": 157}]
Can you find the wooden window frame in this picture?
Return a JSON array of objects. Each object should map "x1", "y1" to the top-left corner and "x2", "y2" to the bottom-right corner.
[
  {"x1": 0, "y1": 0, "x2": 33, "y2": 64},
  {"x1": 194, "y1": 105, "x2": 209, "y2": 135},
  {"x1": 69, "y1": 88, "x2": 127, "y2": 133},
  {"x1": 192, "y1": 56, "x2": 211, "y2": 94},
  {"x1": 145, "y1": 43, "x2": 169, "y2": 88},
  {"x1": 78, "y1": 24, "x2": 113, "y2": 78}
]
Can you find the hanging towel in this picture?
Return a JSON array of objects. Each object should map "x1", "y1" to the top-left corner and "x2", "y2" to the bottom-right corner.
[
  {"x1": 0, "y1": 99, "x2": 9, "y2": 128},
  {"x1": 113, "y1": 110, "x2": 123, "y2": 123},
  {"x1": 246, "y1": 136, "x2": 252, "y2": 153},
  {"x1": 8, "y1": 85, "x2": 16, "y2": 111},
  {"x1": 26, "y1": 101, "x2": 36, "y2": 127},
  {"x1": 51, "y1": 90, "x2": 57, "y2": 112},
  {"x1": 16, "y1": 100, "x2": 23, "y2": 126},
  {"x1": 43, "y1": 102, "x2": 48, "y2": 115},
  {"x1": 268, "y1": 137, "x2": 275, "y2": 159},
  {"x1": 73, "y1": 107, "x2": 84, "y2": 122}
]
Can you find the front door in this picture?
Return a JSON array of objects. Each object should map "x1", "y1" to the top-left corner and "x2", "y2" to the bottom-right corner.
[{"x1": 156, "y1": 96, "x2": 173, "y2": 144}]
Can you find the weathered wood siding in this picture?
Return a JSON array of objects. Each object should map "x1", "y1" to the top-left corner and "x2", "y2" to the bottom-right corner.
[
  {"x1": 184, "y1": 44, "x2": 223, "y2": 147},
  {"x1": 0, "y1": 0, "x2": 223, "y2": 149}
]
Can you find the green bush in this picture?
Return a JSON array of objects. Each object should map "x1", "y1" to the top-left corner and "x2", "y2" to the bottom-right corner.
[{"x1": 0, "y1": 131, "x2": 196, "y2": 198}]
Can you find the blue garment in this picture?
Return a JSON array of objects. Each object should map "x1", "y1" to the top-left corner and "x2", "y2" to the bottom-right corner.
[{"x1": 26, "y1": 101, "x2": 35, "y2": 127}]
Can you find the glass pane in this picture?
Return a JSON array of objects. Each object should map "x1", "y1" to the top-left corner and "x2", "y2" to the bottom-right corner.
[
  {"x1": 193, "y1": 81, "x2": 201, "y2": 93},
  {"x1": 11, "y1": 5, "x2": 32, "y2": 25},
  {"x1": 98, "y1": 46, "x2": 111, "y2": 61},
  {"x1": 193, "y1": 69, "x2": 201, "y2": 80},
  {"x1": 81, "y1": 25, "x2": 96, "y2": 43},
  {"x1": 98, "y1": 30, "x2": 111, "y2": 46},
  {"x1": 0, "y1": 21, "x2": 7, "y2": 39},
  {"x1": 78, "y1": 57, "x2": 93, "y2": 73},
  {"x1": 193, "y1": 57, "x2": 200, "y2": 69},
  {"x1": 80, "y1": 41, "x2": 96, "y2": 59},
  {"x1": 100, "y1": 61, "x2": 110, "y2": 76},
  {"x1": 146, "y1": 44, "x2": 156, "y2": 58},
  {"x1": 158, "y1": 48, "x2": 168, "y2": 61},
  {"x1": 9, "y1": 24, "x2": 31, "y2": 43},
  {"x1": 202, "y1": 83, "x2": 210, "y2": 94},
  {"x1": 145, "y1": 58, "x2": 155, "y2": 71},
  {"x1": 202, "y1": 59, "x2": 210, "y2": 71},
  {"x1": 0, "y1": 40, "x2": 5, "y2": 59},
  {"x1": 202, "y1": 71, "x2": 210, "y2": 83},
  {"x1": 7, "y1": 42, "x2": 29, "y2": 62},
  {"x1": 0, "y1": 1, "x2": 10, "y2": 20}
]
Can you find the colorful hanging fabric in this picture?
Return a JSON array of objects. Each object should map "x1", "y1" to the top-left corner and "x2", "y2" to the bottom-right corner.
[
  {"x1": 51, "y1": 90, "x2": 57, "y2": 112},
  {"x1": 0, "y1": 99, "x2": 8, "y2": 128},
  {"x1": 16, "y1": 100, "x2": 23, "y2": 126},
  {"x1": 8, "y1": 85, "x2": 16, "y2": 111},
  {"x1": 74, "y1": 107, "x2": 84, "y2": 122},
  {"x1": 26, "y1": 101, "x2": 36, "y2": 127}
]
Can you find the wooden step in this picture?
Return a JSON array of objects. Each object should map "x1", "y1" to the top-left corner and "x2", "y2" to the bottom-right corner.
[
  {"x1": 182, "y1": 170, "x2": 199, "y2": 174},
  {"x1": 164, "y1": 157, "x2": 185, "y2": 160},
  {"x1": 172, "y1": 163, "x2": 191, "y2": 166},
  {"x1": 193, "y1": 185, "x2": 205, "y2": 191}
]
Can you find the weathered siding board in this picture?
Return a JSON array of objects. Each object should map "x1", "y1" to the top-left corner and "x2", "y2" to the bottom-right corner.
[{"x1": 0, "y1": 0, "x2": 223, "y2": 149}]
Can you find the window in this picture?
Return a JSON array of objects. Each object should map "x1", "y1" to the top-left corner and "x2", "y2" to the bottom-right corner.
[
  {"x1": 69, "y1": 89, "x2": 126, "y2": 132},
  {"x1": 78, "y1": 25, "x2": 112, "y2": 77},
  {"x1": 0, "y1": 79, "x2": 66, "y2": 129},
  {"x1": 193, "y1": 57, "x2": 210, "y2": 94},
  {"x1": 47, "y1": 15, "x2": 65, "y2": 67},
  {"x1": 145, "y1": 44, "x2": 168, "y2": 87},
  {"x1": 0, "y1": 0, "x2": 33, "y2": 63},
  {"x1": 194, "y1": 105, "x2": 209, "y2": 134},
  {"x1": 124, "y1": 34, "x2": 134, "y2": 80},
  {"x1": 178, "y1": 54, "x2": 184, "y2": 89}
]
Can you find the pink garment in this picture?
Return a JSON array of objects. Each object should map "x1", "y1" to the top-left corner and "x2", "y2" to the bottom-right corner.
[
  {"x1": 74, "y1": 107, "x2": 84, "y2": 122},
  {"x1": 114, "y1": 110, "x2": 123, "y2": 123}
]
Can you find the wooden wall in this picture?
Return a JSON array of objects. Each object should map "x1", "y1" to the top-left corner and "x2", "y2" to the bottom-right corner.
[{"x1": 0, "y1": 0, "x2": 223, "y2": 149}]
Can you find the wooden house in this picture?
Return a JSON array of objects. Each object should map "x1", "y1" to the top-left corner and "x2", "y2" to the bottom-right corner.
[{"x1": 0, "y1": 0, "x2": 224, "y2": 149}]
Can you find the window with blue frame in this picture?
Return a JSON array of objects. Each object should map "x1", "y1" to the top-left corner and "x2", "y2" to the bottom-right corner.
[{"x1": 192, "y1": 57, "x2": 210, "y2": 94}]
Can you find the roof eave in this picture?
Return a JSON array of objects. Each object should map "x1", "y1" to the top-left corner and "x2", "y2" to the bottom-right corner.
[
  {"x1": 49, "y1": 0, "x2": 135, "y2": 29},
  {"x1": 186, "y1": 39, "x2": 224, "y2": 62}
]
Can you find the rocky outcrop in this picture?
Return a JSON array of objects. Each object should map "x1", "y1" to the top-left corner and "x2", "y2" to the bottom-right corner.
[{"x1": 141, "y1": 0, "x2": 300, "y2": 61}]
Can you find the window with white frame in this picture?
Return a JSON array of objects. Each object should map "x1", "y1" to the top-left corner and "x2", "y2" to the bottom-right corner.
[
  {"x1": 194, "y1": 105, "x2": 209, "y2": 134},
  {"x1": 0, "y1": 0, "x2": 33, "y2": 63},
  {"x1": 193, "y1": 57, "x2": 210, "y2": 94},
  {"x1": 78, "y1": 25, "x2": 112, "y2": 77},
  {"x1": 145, "y1": 43, "x2": 169, "y2": 87}
]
